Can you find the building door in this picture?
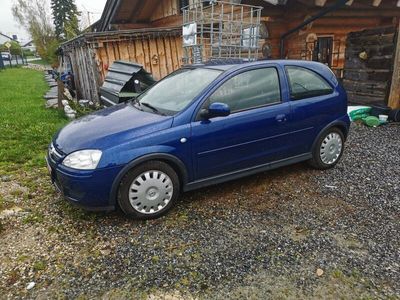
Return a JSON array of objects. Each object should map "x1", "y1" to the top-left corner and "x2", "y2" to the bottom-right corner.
[{"x1": 313, "y1": 37, "x2": 333, "y2": 67}]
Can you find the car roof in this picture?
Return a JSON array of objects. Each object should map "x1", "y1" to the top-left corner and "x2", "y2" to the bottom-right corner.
[
  {"x1": 216, "y1": 59, "x2": 327, "y2": 69},
  {"x1": 184, "y1": 59, "x2": 335, "y2": 82},
  {"x1": 184, "y1": 59, "x2": 327, "y2": 71}
]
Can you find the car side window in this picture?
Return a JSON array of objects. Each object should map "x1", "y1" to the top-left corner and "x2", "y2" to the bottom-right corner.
[
  {"x1": 207, "y1": 67, "x2": 281, "y2": 113},
  {"x1": 286, "y1": 66, "x2": 333, "y2": 100}
]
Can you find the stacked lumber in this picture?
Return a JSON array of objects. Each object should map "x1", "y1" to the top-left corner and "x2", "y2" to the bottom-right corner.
[{"x1": 342, "y1": 26, "x2": 396, "y2": 105}]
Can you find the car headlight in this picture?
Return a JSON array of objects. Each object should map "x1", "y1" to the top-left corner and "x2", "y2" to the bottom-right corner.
[{"x1": 62, "y1": 150, "x2": 102, "y2": 170}]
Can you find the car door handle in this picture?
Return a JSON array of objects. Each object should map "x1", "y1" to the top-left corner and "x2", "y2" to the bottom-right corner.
[{"x1": 275, "y1": 114, "x2": 287, "y2": 123}]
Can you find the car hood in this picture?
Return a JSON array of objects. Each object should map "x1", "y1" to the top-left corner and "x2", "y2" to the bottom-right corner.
[{"x1": 54, "y1": 103, "x2": 173, "y2": 154}]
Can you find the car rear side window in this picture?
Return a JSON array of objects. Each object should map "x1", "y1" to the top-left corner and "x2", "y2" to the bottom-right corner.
[
  {"x1": 286, "y1": 66, "x2": 333, "y2": 100},
  {"x1": 208, "y1": 67, "x2": 281, "y2": 113}
]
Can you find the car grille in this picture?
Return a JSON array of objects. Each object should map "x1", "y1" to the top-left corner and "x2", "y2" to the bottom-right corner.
[{"x1": 48, "y1": 143, "x2": 64, "y2": 163}]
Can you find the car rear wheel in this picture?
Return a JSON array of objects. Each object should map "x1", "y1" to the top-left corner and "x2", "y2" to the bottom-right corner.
[
  {"x1": 118, "y1": 161, "x2": 180, "y2": 219},
  {"x1": 309, "y1": 127, "x2": 344, "y2": 170}
]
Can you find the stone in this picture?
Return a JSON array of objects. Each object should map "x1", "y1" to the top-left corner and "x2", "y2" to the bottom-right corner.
[
  {"x1": 79, "y1": 99, "x2": 90, "y2": 107},
  {"x1": 26, "y1": 282, "x2": 35, "y2": 290},
  {"x1": 66, "y1": 113, "x2": 76, "y2": 120},
  {"x1": 44, "y1": 94, "x2": 58, "y2": 100},
  {"x1": 46, "y1": 99, "x2": 58, "y2": 108},
  {"x1": 0, "y1": 206, "x2": 23, "y2": 218},
  {"x1": 63, "y1": 89, "x2": 73, "y2": 101},
  {"x1": 64, "y1": 105, "x2": 76, "y2": 114}
]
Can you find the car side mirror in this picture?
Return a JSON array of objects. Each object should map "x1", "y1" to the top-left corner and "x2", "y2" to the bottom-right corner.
[{"x1": 200, "y1": 102, "x2": 231, "y2": 119}]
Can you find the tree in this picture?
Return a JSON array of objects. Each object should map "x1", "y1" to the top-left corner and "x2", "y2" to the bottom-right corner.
[
  {"x1": 12, "y1": 0, "x2": 59, "y2": 66},
  {"x1": 51, "y1": 0, "x2": 81, "y2": 40},
  {"x1": 0, "y1": 41, "x2": 22, "y2": 55}
]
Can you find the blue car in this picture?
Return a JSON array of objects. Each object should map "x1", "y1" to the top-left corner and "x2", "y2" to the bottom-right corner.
[{"x1": 47, "y1": 60, "x2": 350, "y2": 219}]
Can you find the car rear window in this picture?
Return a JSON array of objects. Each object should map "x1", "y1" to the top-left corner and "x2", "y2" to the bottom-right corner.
[{"x1": 286, "y1": 66, "x2": 333, "y2": 100}]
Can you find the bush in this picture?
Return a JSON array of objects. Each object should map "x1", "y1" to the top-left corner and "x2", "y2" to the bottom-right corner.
[{"x1": 0, "y1": 41, "x2": 23, "y2": 55}]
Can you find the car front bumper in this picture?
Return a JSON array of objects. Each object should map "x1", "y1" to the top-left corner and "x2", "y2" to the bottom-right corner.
[{"x1": 46, "y1": 155, "x2": 123, "y2": 211}]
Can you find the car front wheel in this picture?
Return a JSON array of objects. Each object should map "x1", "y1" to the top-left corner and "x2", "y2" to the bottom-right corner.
[
  {"x1": 309, "y1": 127, "x2": 344, "y2": 170},
  {"x1": 118, "y1": 161, "x2": 180, "y2": 219}
]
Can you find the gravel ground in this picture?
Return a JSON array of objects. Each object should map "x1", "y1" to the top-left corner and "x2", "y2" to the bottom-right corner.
[{"x1": 0, "y1": 123, "x2": 399, "y2": 299}]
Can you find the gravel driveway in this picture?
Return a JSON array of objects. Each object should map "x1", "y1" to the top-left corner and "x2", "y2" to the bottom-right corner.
[{"x1": 0, "y1": 123, "x2": 399, "y2": 299}]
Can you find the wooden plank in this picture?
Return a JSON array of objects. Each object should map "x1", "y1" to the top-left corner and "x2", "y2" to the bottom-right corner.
[
  {"x1": 134, "y1": 39, "x2": 146, "y2": 68},
  {"x1": 126, "y1": 39, "x2": 136, "y2": 62},
  {"x1": 164, "y1": 36, "x2": 173, "y2": 75},
  {"x1": 171, "y1": 0, "x2": 178, "y2": 15},
  {"x1": 97, "y1": 46, "x2": 107, "y2": 81},
  {"x1": 118, "y1": 41, "x2": 129, "y2": 61},
  {"x1": 168, "y1": 0, "x2": 174, "y2": 16},
  {"x1": 142, "y1": 38, "x2": 152, "y2": 72},
  {"x1": 105, "y1": 42, "x2": 115, "y2": 69},
  {"x1": 113, "y1": 42, "x2": 121, "y2": 60},
  {"x1": 388, "y1": 22, "x2": 400, "y2": 109},
  {"x1": 69, "y1": 49, "x2": 81, "y2": 98},
  {"x1": 156, "y1": 37, "x2": 167, "y2": 78},
  {"x1": 149, "y1": 38, "x2": 161, "y2": 79},
  {"x1": 169, "y1": 36, "x2": 179, "y2": 71},
  {"x1": 89, "y1": 47, "x2": 101, "y2": 102},
  {"x1": 174, "y1": 36, "x2": 183, "y2": 68}
]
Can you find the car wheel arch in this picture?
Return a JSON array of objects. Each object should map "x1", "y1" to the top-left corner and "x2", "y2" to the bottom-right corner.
[
  {"x1": 311, "y1": 121, "x2": 349, "y2": 153},
  {"x1": 108, "y1": 153, "x2": 188, "y2": 206}
]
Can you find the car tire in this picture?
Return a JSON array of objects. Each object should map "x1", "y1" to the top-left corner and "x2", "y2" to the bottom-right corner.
[
  {"x1": 309, "y1": 127, "x2": 345, "y2": 170},
  {"x1": 118, "y1": 161, "x2": 180, "y2": 219}
]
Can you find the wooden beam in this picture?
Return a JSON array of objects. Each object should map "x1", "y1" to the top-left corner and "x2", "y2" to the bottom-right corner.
[
  {"x1": 152, "y1": 15, "x2": 182, "y2": 27},
  {"x1": 315, "y1": 0, "x2": 327, "y2": 6},
  {"x1": 372, "y1": 0, "x2": 382, "y2": 7},
  {"x1": 388, "y1": 22, "x2": 400, "y2": 109}
]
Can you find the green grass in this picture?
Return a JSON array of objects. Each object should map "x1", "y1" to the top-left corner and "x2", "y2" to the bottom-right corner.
[
  {"x1": 0, "y1": 68, "x2": 68, "y2": 173},
  {"x1": 29, "y1": 59, "x2": 50, "y2": 66}
]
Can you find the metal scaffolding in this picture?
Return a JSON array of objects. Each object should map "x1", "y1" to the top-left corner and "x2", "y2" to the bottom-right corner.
[{"x1": 182, "y1": 1, "x2": 263, "y2": 64}]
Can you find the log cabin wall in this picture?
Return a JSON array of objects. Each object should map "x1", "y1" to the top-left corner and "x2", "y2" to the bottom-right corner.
[
  {"x1": 342, "y1": 26, "x2": 397, "y2": 105},
  {"x1": 283, "y1": 17, "x2": 394, "y2": 69}
]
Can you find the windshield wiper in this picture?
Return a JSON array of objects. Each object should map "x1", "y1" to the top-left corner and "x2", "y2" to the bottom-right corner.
[{"x1": 140, "y1": 102, "x2": 165, "y2": 116}]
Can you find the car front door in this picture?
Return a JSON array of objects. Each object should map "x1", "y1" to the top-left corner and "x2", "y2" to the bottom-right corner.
[{"x1": 191, "y1": 66, "x2": 292, "y2": 180}]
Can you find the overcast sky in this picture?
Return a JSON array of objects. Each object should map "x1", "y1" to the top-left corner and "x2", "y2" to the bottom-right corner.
[{"x1": 0, "y1": 0, "x2": 107, "y2": 43}]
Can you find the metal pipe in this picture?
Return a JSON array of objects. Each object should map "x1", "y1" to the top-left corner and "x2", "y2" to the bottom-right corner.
[{"x1": 280, "y1": 0, "x2": 349, "y2": 58}]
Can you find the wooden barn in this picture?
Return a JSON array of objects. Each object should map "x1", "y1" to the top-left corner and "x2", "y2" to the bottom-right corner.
[{"x1": 60, "y1": 0, "x2": 400, "y2": 108}]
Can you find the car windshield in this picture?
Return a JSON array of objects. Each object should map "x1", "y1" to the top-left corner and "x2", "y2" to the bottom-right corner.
[{"x1": 135, "y1": 68, "x2": 222, "y2": 115}]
